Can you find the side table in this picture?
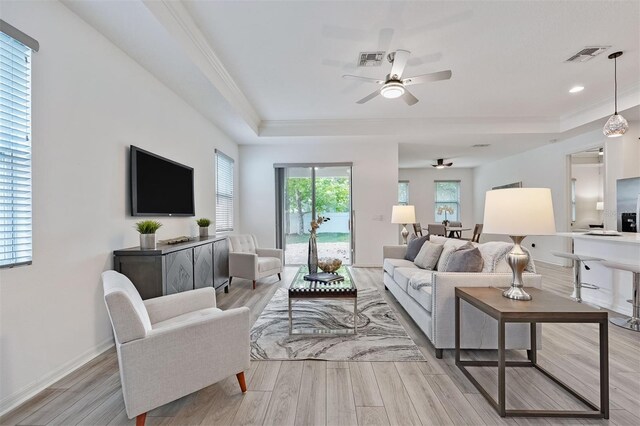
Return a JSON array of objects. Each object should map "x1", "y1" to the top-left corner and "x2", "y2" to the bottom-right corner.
[{"x1": 455, "y1": 287, "x2": 609, "y2": 419}]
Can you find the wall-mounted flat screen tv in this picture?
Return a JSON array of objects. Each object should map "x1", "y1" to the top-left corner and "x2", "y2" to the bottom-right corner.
[{"x1": 130, "y1": 146, "x2": 195, "y2": 216}]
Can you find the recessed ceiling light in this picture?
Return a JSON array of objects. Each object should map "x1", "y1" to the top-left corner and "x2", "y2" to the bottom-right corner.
[{"x1": 569, "y1": 86, "x2": 584, "y2": 93}]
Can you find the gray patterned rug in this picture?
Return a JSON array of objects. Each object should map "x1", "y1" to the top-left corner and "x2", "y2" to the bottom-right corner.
[{"x1": 250, "y1": 287, "x2": 426, "y2": 361}]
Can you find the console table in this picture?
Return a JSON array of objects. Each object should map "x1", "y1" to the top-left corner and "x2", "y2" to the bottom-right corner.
[
  {"x1": 455, "y1": 287, "x2": 609, "y2": 419},
  {"x1": 113, "y1": 236, "x2": 229, "y2": 299}
]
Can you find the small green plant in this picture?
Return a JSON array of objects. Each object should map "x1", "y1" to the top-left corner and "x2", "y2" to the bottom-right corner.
[
  {"x1": 135, "y1": 220, "x2": 162, "y2": 234},
  {"x1": 196, "y1": 218, "x2": 211, "y2": 227}
]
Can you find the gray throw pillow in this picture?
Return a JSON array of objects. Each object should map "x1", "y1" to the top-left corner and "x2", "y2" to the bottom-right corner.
[
  {"x1": 413, "y1": 241, "x2": 444, "y2": 270},
  {"x1": 443, "y1": 242, "x2": 484, "y2": 272},
  {"x1": 404, "y1": 235, "x2": 429, "y2": 261}
]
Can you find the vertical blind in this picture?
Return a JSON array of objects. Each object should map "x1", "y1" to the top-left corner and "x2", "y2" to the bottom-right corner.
[
  {"x1": 215, "y1": 150, "x2": 234, "y2": 232},
  {"x1": 0, "y1": 31, "x2": 32, "y2": 268}
]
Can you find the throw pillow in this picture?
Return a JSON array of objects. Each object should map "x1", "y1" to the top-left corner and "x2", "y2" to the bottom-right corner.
[
  {"x1": 413, "y1": 241, "x2": 444, "y2": 270},
  {"x1": 443, "y1": 242, "x2": 484, "y2": 272},
  {"x1": 404, "y1": 235, "x2": 429, "y2": 261}
]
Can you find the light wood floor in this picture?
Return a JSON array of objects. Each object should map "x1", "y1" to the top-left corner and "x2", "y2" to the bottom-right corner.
[{"x1": 2, "y1": 263, "x2": 639, "y2": 426}]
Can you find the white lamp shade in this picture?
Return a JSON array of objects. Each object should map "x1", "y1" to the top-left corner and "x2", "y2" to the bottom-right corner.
[
  {"x1": 391, "y1": 205, "x2": 416, "y2": 224},
  {"x1": 596, "y1": 201, "x2": 604, "y2": 211},
  {"x1": 483, "y1": 188, "x2": 556, "y2": 236}
]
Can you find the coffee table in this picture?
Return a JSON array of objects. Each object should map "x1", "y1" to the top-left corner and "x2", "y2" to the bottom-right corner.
[{"x1": 288, "y1": 265, "x2": 357, "y2": 336}]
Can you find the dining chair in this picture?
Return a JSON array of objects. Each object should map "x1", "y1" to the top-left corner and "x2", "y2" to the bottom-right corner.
[
  {"x1": 471, "y1": 223, "x2": 483, "y2": 243},
  {"x1": 448, "y1": 221, "x2": 462, "y2": 238},
  {"x1": 427, "y1": 223, "x2": 446, "y2": 236},
  {"x1": 413, "y1": 223, "x2": 423, "y2": 237}
]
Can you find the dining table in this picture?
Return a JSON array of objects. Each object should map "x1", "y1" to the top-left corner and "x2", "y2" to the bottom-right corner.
[{"x1": 444, "y1": 226, "x2": 472, "y2": 238}]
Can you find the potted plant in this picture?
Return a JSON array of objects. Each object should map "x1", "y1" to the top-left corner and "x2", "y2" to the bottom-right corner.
[
  {"x1": 135, "y1": 220, "x2": 162, "y2": 250},
  {"x1": 437, "y1": 205, "x2": 454, "y2": 226},
  {"x1": 196, "y1": 218, "x2": 211, "y2": 238}
]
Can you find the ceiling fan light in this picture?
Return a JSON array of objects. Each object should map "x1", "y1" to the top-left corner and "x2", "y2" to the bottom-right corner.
[
  {"x1": 435, "y1": 165, "x2": 445, "y2": 169},
  {"x1": 603, "y1": 113, "x2": 628, "y2": 137},
  {"x1": 380, "y1": 82, "x2": 405, "y2": 99}
]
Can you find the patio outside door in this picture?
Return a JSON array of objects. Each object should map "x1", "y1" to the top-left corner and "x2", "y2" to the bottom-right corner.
[{"x1": 275, "y1": 164, "x2": 353, "y2": 265}]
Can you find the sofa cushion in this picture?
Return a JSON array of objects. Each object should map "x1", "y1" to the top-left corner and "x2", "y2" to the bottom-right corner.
[
  {"x1": 393, "y1": 267, "x2": 424, "y2": 292},
  {"x1": 383, "y1": 258, "x2": 416, "y2": 275},
  {"x1": 404, "y1": 235, "x2": 429, "y2": 261},
  {"x1": 152, "y1": 307, "x2": 222, "y2": 330},
  {"x1": 408, "y1": 270, "x2": 433, "y2": 290},
  {"x1": 407, "y1": 285, "x2": 433, "y2": 313},
  {"x1": 443, "y1": 242, "x2": 484, "y2": 272},
  {"x1": 258, "y1": 257, "x2": 281, "y2": 272},
  {"x1": 413, "y1": 241, "x2": 444, "y2": 270}
]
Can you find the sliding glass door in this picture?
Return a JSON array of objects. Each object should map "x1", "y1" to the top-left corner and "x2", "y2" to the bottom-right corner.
[{"x1": 276, "y1": 164, "x2": 353, "y2": 265}]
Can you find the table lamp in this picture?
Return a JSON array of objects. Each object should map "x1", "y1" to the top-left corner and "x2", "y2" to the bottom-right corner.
[
  {"x1": 483, "y1": 188, "x2": 556, "y2": 300},
  {"x1": 391, "y1": 205, "x2": 416, "y2": 244}
]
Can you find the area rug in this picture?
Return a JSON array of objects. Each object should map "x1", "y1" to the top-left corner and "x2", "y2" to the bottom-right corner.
[{"x1": 250, "y1": 287, "x2": 426, "y2": 361}]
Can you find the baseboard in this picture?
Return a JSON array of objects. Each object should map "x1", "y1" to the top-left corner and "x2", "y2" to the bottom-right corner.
[
  {"x1": 0, "y1": 337, "x2": 115, "y2": 417},
  {"x1": 351, "y1": 264, "x2": 382, "y2": 268}
]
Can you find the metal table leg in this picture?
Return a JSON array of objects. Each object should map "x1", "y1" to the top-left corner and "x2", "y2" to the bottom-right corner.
[
  {"x1": 288, "y1": 297, "x2": 292, "y2": 335},
  {"x1": 354, "y1": 297, "x2": 358, "y2": 334}
]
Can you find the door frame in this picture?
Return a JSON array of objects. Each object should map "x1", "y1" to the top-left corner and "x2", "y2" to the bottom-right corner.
[{"x1": 274, "y1": 162, "x2": 354, "y2": 265}]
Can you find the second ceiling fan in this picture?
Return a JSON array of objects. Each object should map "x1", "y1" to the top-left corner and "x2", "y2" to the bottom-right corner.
[{"x1": 343, "y1": 50, "x2": 452, "y2": 106}]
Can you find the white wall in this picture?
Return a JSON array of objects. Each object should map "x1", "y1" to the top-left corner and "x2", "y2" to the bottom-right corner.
[
  {"x1": 473, "y1": 124, "x2": 640, "y2": 265},
  {"x1": 398, "y1": 167, "x2": 475, "y2": 237},
  {"x1": 0, "y1": 1, "x2": 239, "y2": 412},
  {"x1": 239, "y1": 142, "x2": 398, "y2": 267}
]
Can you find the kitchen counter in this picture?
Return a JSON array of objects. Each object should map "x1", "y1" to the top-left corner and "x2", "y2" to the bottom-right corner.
[{"x1": 558, "y1": 232, "x2": 640, "y2": 315}]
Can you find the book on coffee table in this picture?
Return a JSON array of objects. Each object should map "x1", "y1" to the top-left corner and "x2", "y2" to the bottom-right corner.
[{"x1": 303, "y1": 272, "x2": 345, "y2": 283}]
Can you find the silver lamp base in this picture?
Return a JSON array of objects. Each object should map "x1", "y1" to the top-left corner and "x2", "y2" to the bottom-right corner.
[
  {"x1": 503, "y1": 236, "x2": 532, "y2": 301},
  {"x1": 400, "y1": 224, "x2": 409, "y2": 245}
]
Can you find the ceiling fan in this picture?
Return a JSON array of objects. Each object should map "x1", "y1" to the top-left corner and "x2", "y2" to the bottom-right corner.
[
  {"x1": 342, "y1": 50, "x2": 452, "y2": 106},
  {"x1": 432, "y1": 158, "x2": 453, "y2": 169}
]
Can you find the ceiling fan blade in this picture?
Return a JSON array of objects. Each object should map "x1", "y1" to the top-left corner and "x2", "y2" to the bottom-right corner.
[
  {"x1": 403, "y1": 70, "x2": 452, "y2": 86},
  {"x1": 402, "y1": 89, "x2": 419, "y2": 106},
  {"x1": 342, "y1": 75, "x2": 384, "y2": 84},
  {"x1": 356, "y1": 90, "x2": 380, "y2": 104},
  {"x1": 390, "y1": 49, "x2": 411, "y2": 79},
  {"x1": 377, "y1": 28, "x2": 394, "y2": 51},
  {"x1": 445, "y1": 162, "x2": 453, "y2": 167}
]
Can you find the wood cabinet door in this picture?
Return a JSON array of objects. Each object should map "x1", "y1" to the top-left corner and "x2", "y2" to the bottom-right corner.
[
  {"x1": 213, "y1": 238, "x2": 229, "y2": 289},
  {"x1": 165, "y1": 249, "x2": 194, "y2": 295},
  {"x1": 194, "y1": 243, "x2": 214, "y2": 289}
]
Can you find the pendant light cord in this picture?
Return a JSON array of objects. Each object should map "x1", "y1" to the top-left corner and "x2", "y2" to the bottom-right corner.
[{"x1": 614, "y1": 56, "x2": 618, "y2": 114}]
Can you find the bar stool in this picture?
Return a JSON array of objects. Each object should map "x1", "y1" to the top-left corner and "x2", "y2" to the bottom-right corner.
[
  {"x1": 601, "y1": 261, "x2": 640, "y2": 332},
  {"x1": 551, "y1": 252, "x2": 602, "y2": 303}
]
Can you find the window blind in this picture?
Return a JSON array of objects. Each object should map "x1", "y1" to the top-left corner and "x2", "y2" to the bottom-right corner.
[
  {"x1": 0, "y1": 31, "x2": 32, "y2": 268},
  {"x1": 215, "y1": 150, "x2": 234, "y2": 232},
  {"x1": 434, "y1": 181, "x2": 460, "y2": 222}
]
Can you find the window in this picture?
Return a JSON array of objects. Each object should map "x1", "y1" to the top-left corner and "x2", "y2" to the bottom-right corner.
[
  {"x1": 434, "y1": 181, "x2": 460, "y2": 222},
  {"x1": 398, "y1": 181, "x2": 409, "y2": 205},
  {"x1": 0, "y1": 30, "x2": 32, "y2": 268},
  {"x1": 215, "y1": 150, "x2": 234, "y2": 232}
]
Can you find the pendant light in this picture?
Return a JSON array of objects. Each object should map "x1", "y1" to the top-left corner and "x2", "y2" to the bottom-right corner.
[{"x1": 602, "y1": 51, "x2": 628, "y2": 137}]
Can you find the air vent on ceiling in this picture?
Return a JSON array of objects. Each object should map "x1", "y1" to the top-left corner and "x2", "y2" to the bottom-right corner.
[
  {"x1": 565, "y1": 46, "x2": 610, "y2": 62},
  {"x1": 358, "y1": 51, "x2": 385, "y2": 67},
  {"x1": 472, "y1": 144, "x2": 491, "y2": 148}
]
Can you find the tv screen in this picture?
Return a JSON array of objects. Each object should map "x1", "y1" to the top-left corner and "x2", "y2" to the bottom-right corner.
[{"x1": 130, "y1": 146, "x2": 195, "y2": 216}]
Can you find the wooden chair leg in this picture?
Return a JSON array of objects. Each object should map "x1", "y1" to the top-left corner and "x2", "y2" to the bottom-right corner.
[
  {"x1": 253, "y1": 280, "x2": 256, "y2": 290},
  {"x1": 236, "y1": 372, "x2": 247, "y2": 393},
  {"x1": 136, "y1": 412, "x2": 147, "y2": 426},
  {"x1": 278, "y1": 273, "x2": 282, "y2": 281},
  {"x1": 229, "y1": 276, "x2": 233, "y2": 286}
]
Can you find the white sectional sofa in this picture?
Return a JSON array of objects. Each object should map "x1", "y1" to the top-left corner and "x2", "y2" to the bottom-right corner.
[{"x1": 383, "y1": 236, "x2": 542, "y2": 358}]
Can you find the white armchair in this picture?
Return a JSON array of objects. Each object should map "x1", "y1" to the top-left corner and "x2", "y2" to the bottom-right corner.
[
  {"x1": 228, "y1": 234, "x2": 283, "y2": 290},
  {"x1": 102, "y1": 271, "x2": 250, "y2": 426}
]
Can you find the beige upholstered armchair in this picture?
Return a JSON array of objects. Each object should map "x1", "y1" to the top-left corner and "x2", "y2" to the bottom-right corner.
[
  {"x1": 102, "y1": 271, "x2": 250, "y2": 426},
  {"x1": 228, "y1": 234, "x2": 283, "y2": 290}
]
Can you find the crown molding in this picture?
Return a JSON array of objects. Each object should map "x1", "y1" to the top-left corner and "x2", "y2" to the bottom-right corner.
[
  {"x1": 259, "y1": 116, "x2": 561, "y2": 137},
  {"x1": 143, "y1": 0, "x2": 261, "y2": 134}
]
